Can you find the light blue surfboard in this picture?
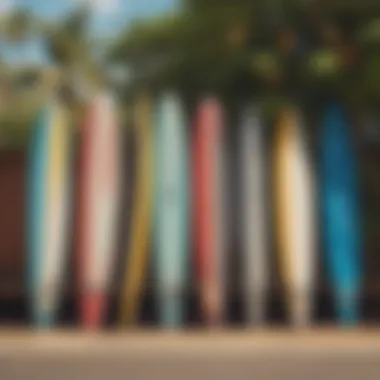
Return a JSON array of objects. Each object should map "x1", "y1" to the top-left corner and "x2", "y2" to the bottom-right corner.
[
  {"x1": 321, "y1": 103, "x2": 363, "y2": 326},
  {"x1": 27, "y1": 102, "x2": 72, "y2": 328},
  {"x1": 154, "y1": 93, "x2": 189, "y2": 328}
]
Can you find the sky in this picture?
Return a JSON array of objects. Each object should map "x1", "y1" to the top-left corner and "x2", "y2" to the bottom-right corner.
[
  {"x1": 1, "y1": 0, "x2": 178, "y2": 35},
  {"x1": 0, "y1": 0, "x2": 178, "y2": 66}
]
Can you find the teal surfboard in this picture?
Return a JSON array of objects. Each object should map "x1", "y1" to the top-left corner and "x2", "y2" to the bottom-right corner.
[
  {"x1": 154, "y1": 93, "x2": 189, "y2": 328},
  {"x1": 27, "y1": 101, "x2": 72, "y2": 328},
  {"x1": 321, "y1": 103, "x2": 363, "y2": 326}
]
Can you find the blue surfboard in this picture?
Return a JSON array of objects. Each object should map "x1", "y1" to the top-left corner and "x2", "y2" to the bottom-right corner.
[
  {"x1": 28, "y1": 107, "x2": 50, "y2": 326},
  {"x1": 321, "y1": 103, "x2": 363, "y2": 326},
  {"x1": 154, "y1": 93, "x2": 189, "y2": 328}
]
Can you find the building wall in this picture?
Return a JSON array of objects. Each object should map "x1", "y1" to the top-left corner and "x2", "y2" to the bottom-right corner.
[{"x1": 0, "y1": 150, "x2": 26, "y2": 298}]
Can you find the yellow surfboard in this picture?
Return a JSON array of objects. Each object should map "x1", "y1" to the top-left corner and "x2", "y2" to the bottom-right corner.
[
  {"x1": 119, "y1": 94, "x2": 154, "y2": 325},
  {"x1": 45, "y1": 102, "x2": 71, "y2": 294},
  {"x1": 273, "y1": 107, "x2": 316, "y2": 327}
]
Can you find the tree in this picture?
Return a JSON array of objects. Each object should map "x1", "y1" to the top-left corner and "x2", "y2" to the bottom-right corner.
[
  {"x1": 108, "y1": 0, "x2": 380, "y2": 109},
  {"x1": 0, "y1": 5, "x2": 97, "y2": 149}
]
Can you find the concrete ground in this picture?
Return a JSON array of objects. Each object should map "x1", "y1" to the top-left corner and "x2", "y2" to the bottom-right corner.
[{"x1": 0, "y1": 329, "x2": 380, "y2": 379}]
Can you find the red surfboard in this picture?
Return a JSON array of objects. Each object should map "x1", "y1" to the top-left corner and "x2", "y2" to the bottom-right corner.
[
  {"x1": 193, "y1": 98, "x2": 226, "y2": 326},
  {"x1": 77, "y1": 92, "x2": 121, "y2": 329}
]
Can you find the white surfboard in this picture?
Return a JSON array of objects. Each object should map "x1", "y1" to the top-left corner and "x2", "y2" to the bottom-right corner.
[{"x1": 240, "y1": 105, "x2": 268, "y2": 325}]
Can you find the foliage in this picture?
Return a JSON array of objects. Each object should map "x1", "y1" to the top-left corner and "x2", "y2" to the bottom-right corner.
[
  {"x1": 109, "y1": 0, "x2": 380, "y2": 110},
  {"x1": 2, "y1": 1, "x2": 380, "y2": 147},
  {"x1": 0, "y1": 6, "x2": 95, "y2": 149}
]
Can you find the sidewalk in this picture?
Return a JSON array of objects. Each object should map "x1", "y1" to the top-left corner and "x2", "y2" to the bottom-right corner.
[{"x1": 0, "y1": 329, "x2": 380, "y2": 379}]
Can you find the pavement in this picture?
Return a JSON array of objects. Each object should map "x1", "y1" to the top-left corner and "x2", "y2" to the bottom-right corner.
[{"x1": 0, "y1": 329, "x2": 380, "y2": 379}]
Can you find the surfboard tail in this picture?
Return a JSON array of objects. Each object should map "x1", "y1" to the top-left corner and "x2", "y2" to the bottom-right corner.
[
  {"x1": 289, "y1": 289, "x2": 313, "y2": 328},
  {"x1": 31, "y1": 288, "x2": 58, "y2": 329},
  {"x1": 244, "y1": 290, "x2": 267, "y2": 326},
  {"x1": 158, "y1": 289, "x2": 185, "y2": 329},
  {"x1": 119, "y1": 290, "x2": 141, "y2": 326},
  {"x1": 32, "y1": 310, "x2": 55, "y2": 329},
  {"x1": 81, "y1": 292, "x2": 106, "y2": 329},
  {"x1": 200, "y1": 281, "x2": 224, "y2": 327},
  {"x1": 335, "y1": 289, "x2": 359, "y2": 326}
]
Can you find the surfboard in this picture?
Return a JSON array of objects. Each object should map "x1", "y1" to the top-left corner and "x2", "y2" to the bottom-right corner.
[
  {"x1": 77, "y1": 91, "x2": 121, "y2": 329},
  {"x1": 119, "y1": 94, "x2": 154, "y2": 326},
  {"x1": 27, "y1": 100, "x2": 71, "y2": 328},
  {"x1": 273, "y1": 107, "x2": 316, "y2": 327},
  {"x1": 239, "y1": 105, "x2": 268, "y2": 325},
  {"x1": 193, "y1": 98, "x2": 227, "y2": 326},
  {"x1": 321, "y1": 104, "x2": 362, "y2": 326},
  {"x1": 155, "y1": 93, "x2": 189, "y2": 328}
]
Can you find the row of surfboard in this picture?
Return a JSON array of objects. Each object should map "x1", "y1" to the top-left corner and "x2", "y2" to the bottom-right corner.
[{"x1": 28, "y1": 91, "x2": 361, "y2": 329}]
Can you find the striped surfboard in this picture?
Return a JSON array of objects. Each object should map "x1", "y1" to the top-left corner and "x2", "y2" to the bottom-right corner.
[
  {"x1": 77, "y1": 91, "x2": 121, "y2": 329},
  {"x1": 27, "y1": 101, "x2": 72, "y2": 328}
]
